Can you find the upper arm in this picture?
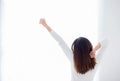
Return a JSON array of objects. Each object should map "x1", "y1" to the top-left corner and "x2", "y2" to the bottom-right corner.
[{"x1": 50, "y1": 30, "x2": 73, "y2": 62}]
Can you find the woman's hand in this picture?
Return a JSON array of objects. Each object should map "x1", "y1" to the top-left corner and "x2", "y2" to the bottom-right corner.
[
  {"x1": 39, "y1": 18, "x2": 47, "y2": 26},
  {"x1": 39, "y1": 18, "x2": 52, "y2": 32}
]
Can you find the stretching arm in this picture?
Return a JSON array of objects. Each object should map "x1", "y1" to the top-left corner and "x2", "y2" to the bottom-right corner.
[
  {"x1": 96, "y1": 38, "x2": 109, "y2": 63},
  {"x1": 93, "y1": 43, "x2": 101, "y2": 52},
  {"x1": 90, "y1": 43, "x2": 101, "y2": 58},
  {"x1": 39, "y1": 18, "x2": 73, "y2": 62}
]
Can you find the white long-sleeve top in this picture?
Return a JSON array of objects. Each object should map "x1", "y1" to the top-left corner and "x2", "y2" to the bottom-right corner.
[{"x1": 50, "y1": 30, "x2": 108, "y2": 81}]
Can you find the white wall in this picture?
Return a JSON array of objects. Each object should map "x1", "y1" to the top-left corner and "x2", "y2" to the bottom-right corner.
[
  {"x1": 98, "y1": 0, "x2": 120, "y2": 81},
  {"x1": 1, "y1": 0, "x2": 98, "y2": 81}
]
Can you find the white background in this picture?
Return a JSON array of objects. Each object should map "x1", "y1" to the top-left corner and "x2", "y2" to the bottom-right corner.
[
  {"x1": 1, "y1": 0, "x2": 98, "y2": 81},
  {"x1": 98, "y1": 0, "x2": 120, "y2": 81}
]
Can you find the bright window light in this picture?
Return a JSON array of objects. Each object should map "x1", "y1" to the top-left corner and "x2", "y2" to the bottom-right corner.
[{"x1": 1, "y1": 0, "x2": 98, "y2": 81}]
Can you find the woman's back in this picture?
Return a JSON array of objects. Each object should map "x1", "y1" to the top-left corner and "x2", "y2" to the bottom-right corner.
[
  {"x1": 71, "y1": 64, "x2": 97, "y2": 81},
  {"x1": 50, "y1": 30, "x2": 107, "y2": 81}
]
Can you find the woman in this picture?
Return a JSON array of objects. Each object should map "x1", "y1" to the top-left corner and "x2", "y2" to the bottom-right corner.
[{"x1": 39, "y1": 18, "x2": 108, "y2": 81}]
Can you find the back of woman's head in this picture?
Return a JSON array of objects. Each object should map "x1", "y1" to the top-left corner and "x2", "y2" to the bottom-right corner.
[{"x1": 71, "y1": 37, "x2": 96, "y2": 74}]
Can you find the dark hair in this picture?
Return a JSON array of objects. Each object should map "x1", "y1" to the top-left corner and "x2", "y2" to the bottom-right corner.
[{"x1": 71, "y1": 37, "x2": 96, "y2": 74}]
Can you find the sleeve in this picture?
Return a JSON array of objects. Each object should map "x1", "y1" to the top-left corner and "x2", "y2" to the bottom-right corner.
[
  {"x1": 96, "y1": 38, "x2": 109, "y2": 63},
  {"x1": 49, "y1": 30, "x2": 73, "y2": 62}
]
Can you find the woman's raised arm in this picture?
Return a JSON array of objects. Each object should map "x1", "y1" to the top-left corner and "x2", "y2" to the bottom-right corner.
[{"x1": 39, "y1": 18, "x2": 73, "y2": 62}]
